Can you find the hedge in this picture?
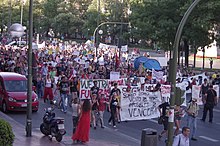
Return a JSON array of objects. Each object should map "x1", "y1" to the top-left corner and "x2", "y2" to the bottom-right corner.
[{"x1": 0, "y1": 119, "x2": 14, "y2": 146}]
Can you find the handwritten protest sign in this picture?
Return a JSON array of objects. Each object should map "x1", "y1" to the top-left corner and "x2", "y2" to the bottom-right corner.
[
  {"x1": 80, "y1": 79, "x2": 109, "y2": 99},
  {"x1": 120, "y1": 86, "x2": 161, "y2": 121},
  {"x1": 121, "y1": 45, "x2": 128, "y2": 52},
  {"x1": 110, "y1": 72, "x2": 120, "y2": 80},
  {"x1": 160, "y1": 85, "x2": 171, "y2": 102},
  {"x1": 152, "y1": 69, "x2": 163, "y2": 81}
]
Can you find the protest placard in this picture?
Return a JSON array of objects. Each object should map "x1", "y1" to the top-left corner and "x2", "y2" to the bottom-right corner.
[
  {"x1": 80, "y1": 79, "x2": 109, "y2": 99},
  {"x1": 120, "y1": 86, "x2": 161, "y2": 121},
  {"x1": 110, "y1": 72, "x2": 120, "y2": 80},
  {"x1": 152, "y1": 69, "x2": 163, "y2": 81},
  {"x1": 121, "y1": 45, "x2": 128, "y2": 52}
]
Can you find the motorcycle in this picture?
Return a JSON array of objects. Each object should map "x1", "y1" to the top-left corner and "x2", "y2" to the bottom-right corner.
[{"x1": 40, "y1": 106, "x2": 66, "y2": 142}]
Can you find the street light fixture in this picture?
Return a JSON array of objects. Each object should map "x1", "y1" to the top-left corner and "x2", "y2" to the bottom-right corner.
[
  {"x1": 9, "y1": 23, "x2": 24, "y2": 38},
  {"x1": 93, "y1": 21, "x2": 130, "y2": 57}
]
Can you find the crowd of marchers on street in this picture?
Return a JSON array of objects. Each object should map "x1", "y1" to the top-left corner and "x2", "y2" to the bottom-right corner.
[{"x1": 0, "y1": 38, "x2": 219, "y2": 145}]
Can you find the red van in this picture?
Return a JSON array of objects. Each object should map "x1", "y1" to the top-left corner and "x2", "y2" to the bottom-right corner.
[{"x1": 0, "y1": 72, "x2": 39, "y2": 112}]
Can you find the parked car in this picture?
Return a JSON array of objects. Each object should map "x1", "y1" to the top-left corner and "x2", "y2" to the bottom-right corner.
[{"x1": 0, "y1": 72, "x2": 39, "y2": 113}]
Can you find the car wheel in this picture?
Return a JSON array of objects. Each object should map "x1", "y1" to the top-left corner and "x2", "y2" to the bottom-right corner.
[{"x1": 2, "y1": 101, "x2": 8, "y2": 113}]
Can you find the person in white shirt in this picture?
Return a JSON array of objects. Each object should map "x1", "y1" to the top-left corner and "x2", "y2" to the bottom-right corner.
[{"x1": 172, "y1": 126, "x2": 190, "y2": 146}]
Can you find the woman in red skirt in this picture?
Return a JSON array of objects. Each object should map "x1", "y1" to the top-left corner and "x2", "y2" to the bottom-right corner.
[{"x1": 72, "y1": 99, "x2": 91, "y2": 144}]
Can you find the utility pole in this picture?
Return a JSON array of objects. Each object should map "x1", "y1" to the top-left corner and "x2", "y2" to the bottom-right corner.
[
  {"x1": 26, "y1": 0, "x2": 33, "y2": 137},
  {"x1": 119, "y1": 0, "x2": 124, "y2": 58},
  {"x1": 166, "y1": 0, "x2": 201, "y2": 145},
  {"x1": 95, "y1": 0, "x2": 101, "y2": 55}
]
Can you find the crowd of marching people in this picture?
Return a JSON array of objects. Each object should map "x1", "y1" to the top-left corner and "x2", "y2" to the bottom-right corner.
[{"x1": 0, "y1": 38, "x2": 219, "y2": 145}]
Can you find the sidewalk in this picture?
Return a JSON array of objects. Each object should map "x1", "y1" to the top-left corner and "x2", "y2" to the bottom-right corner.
[{"x1": 0, "y1": 111, "x2": 120, "y2": 146}]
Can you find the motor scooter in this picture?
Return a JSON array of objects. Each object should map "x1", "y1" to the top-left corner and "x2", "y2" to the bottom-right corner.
[{"x1": 40, "y1": 106, "x2": 66, "y2": 142}]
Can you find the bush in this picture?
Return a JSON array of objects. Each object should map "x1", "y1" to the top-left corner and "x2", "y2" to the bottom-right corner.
[{"x1": 0, "y1": 119, "x2": 15, "y2": 146}]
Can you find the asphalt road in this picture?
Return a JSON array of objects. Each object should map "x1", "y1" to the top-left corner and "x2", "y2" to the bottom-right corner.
[{"x1": 6, "y1": 97, "x2": 220, "y2": 146}]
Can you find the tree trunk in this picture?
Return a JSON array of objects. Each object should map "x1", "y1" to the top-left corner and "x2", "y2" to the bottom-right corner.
[
  {"x1": 193, "y1": 46, "x2": 197, "y2": 68},
  {"x1": 202, "y1": 47, "x2": 205, "y2": 69},
  {"x1": 184, "y1": 40, "x2": 189, "y2": 67}
]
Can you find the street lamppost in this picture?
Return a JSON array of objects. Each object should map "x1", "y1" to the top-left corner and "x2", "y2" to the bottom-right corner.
[
  {"x1": 26, "y1": 0, "x2": 33, "y2": 137},
  {"x1": 93, "y1": 21, "x2": 130, "y2": 57},
  {"x1": 167, "y1": 0, "x2": 201, "y2": 146},
  {"x1": 20, "y1": 0, "x2": 26, "y2": 26},
  {"x1": 8, "y1": 0, "x2": 33, "y2": 137}
]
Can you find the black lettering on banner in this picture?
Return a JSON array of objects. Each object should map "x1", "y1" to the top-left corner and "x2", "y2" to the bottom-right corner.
[
  {"x1": 102, "y1": 80, "x2": 108, "y2": 88},
  {"x1": 80, "y1": 80, "x2": 87, "y2": 89},
  {"x1": 122, "y1": 87, "x2": 161, "y2": 120},
  {"x1": 88, "y1": 80, "x2": 93, "y2": 88},
  {"x1": 128, "y1": 108, "x2": 133, "y2": 117},
  {"x1": 122, "y1": 87, "x2": 127, "y2": 92},
  {"x1": 127, "y1": 107, "x2": 158, "y2": 118}
]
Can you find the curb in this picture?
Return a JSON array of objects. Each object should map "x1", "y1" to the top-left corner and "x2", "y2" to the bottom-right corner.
[
  {"x1": 0, "y1": 111, "x2": 121, "y2": 146},
  {"x1": 0, "y1": 111, "x2": 65, "y2": 146}
]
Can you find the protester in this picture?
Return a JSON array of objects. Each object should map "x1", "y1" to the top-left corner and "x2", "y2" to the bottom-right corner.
[
  {"x1": 98, "y1": 93, "x2": 108, "y2": 128},
  {"x1": 91, "y1": 94, "x2": 99, "y2": 129},
  {"x1": 91, "y1": 80, "x2": 100, "y2": 97},
  {"x1": 108, "y1": 92, "x2": 119, "y2": 128},
  {"x1": 200, "y1": 78, "x2": 209, "y2": 103},
  {"x1": 201, "y1": 84, "x2": 217, "y2": 123},
  {"x1": 36, "y1": 75, "x2": 44, "y2": 99},
  {"x1": 186, "y1": 98, "x2": 199, "y2": 141},
  {"x1": 209, "y1": 58, "x2": 213, "y2": 69},
  {"x1": 174, "y1": 105, "x2": 183, "y2": 136},
  {"x1": 110, "y1": 83, "x2": 121, "y2": 96},
  {"x1": 72, "y1": 98, "x2": 81, "y2": 134},
  {"x1": 72, "y1": 99, "x2": 91, "y2": 144},
  {"x1": 172, "y1": 126, "x2": 190, "y2": 146},
  {"x1": 43, "y1": 75, "x2": 54, "y2": 103},
  {"x1": 115, "y1": 89, "x2": 121, "y2": 123},
  {"x1": 41, "y1": 63, "x2": 48, "y2": 81},
  {"x1": 69, "y1": 77, "x2": 78, "y2": 106},
  {"x1": 58, "y1": 76, "x2": 70, "y2": 113},
  {"x1": 158, "y1": 97, "x2": 169, "y2": 141}
]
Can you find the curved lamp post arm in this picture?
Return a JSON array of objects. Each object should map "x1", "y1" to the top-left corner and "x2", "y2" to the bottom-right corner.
[
  {"x1": 93, "y1": 21, "x2": 129, "y2": 56},
  {"x1": 167, "y1": 0, "x2": 201, "y2": 146},
  {"x1": 93, "y1": 22, "x2": 129, "y2": 41}
]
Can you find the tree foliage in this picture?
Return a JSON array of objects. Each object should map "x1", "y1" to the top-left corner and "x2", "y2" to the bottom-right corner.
[{"x1": 0, "y1": 0, "x2": 219, "y2": 46}]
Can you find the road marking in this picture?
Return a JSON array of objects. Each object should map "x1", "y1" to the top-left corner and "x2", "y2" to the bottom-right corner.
[
  {"x1": 214, "y1": 109, "x2": 220, "y2": 113},
  {"x1": 104, "y1": 126, "x2": 141, "y2": 144},
  {"x1": 148, "y1": 119, "x2": 158, "y2": 123},
  {"x1": 149, "y1": 119, "x2": 220, "y2": 142},
  {"x1": 199, "y1": 136, "x2": 219, "y2": 142},
  {"x1": 35, "y1": 128, "x2": 40, "y2": 131}
]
